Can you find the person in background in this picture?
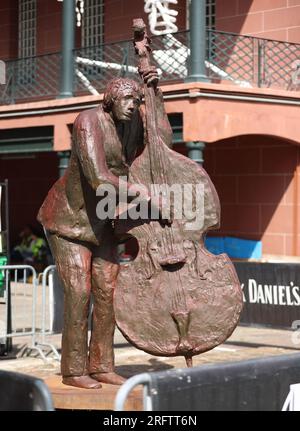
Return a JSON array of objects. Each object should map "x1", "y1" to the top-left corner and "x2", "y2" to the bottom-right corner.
[{"x1": 11, "y1": 225, "x2": 50, "y2": 272}]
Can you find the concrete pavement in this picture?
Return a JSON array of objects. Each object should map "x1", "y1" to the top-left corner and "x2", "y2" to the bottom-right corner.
[{"x1": 0, "y1": 324, "x2": 299, "y2": 381}]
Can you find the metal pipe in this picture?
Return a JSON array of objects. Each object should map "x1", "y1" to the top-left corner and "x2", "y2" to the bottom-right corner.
[
  {"x1": 31, "y1": 267, "x2": 38, "y2": 348},
  {"x1": 4, "y1": 179, "x2": 12, "y2": 353},
  {"x1": 59, "y1": 0, "x2": 75, "y2": 98},
  {"x1": 114, "y1": 373, "x2": 152, "y2": 411},
  {"x1": 58, "y1": 151, "x2": 71, "y2": 177},
  {"x1": 293, "y1": 164, "x2": 299, "y2": 255},
  {"x1": 41, "y1": 265, "x2": 55, "y2": 344},
  {"x1": 4, "y1": 179, "x2": 9, "y2": 264},
  {"x1": 2, "y1": 91, "x2": 300, "y2": 120},
  {"x1": 186, "y1": 0, "x2": 209, "y2": 82},
  {"x1": 165, "y1": 91, "x2": 300, "y2": 106},
  {"x1": 0, "y1": 104, "x2": 101, "y2": 118},
  {"x1": 186, "y1": 141, "x2": 205, "y2": 164}
]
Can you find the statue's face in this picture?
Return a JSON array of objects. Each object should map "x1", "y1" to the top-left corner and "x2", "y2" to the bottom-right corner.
[{"x1": 111, "y1": 90, "x2": 141, "y2": 122}]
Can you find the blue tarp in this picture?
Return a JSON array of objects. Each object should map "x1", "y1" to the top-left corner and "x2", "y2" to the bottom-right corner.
[
  {"x1": 205, "y1": 236, "x2": 262, "y2": 259},
  {"x1": 204, "y1": 236, "x2": 225, "y2": 254}
]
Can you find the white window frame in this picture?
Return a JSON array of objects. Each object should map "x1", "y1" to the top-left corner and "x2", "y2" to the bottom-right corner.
[
  {"x1": 81, "y1": 0, "x2": 104, "y2": 48},
  {"x1": 18, "y1": 0, "x2": 37, "y2": 86},
  {"x1": 186, "y1": 0, "x2": 216, "y2": 30},
  {"x1": 206, "y1": 0, "x2": 216, "y2": 30},
  {"x1": 18, "y1": 0, "x2": 36, "y2": 59}
]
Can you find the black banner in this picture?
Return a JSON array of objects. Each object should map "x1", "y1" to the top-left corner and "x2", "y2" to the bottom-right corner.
[{"x1": 234, "y1": 262, "x2": 300, "y2": 328}]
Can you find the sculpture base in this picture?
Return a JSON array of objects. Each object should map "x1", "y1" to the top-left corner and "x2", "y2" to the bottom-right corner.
[{"x1": 44, "y1": 375, "x2": 143, "y2": 410}]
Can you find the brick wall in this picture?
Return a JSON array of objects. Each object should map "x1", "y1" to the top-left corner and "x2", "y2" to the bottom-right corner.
[
  {"x1": 0, "y1": 152, "x2": 58, "y2": 246},
  {"x1": 1, "y1": 0, "x2": 300, "y2": 61},
  {"x1": 36, "y1": 1, "x2": 81, "y2": 55},
  {"x1": 203, "y1": 135, "x2": 300, "y2": 256},
  {"x1": 24, "y1": 0, "x2": 186, "y2": 56},
  {"x1": 0, "y1": 0, "x2": 18, "y2": 60},
  {"x1": 216, "y1": 0, "x2": 300, "y2": 43},
  {"x1": 104, "y1": 0, "x2": 187, "y2": 42},
  {"x1": 37, "y1": 0, "x2": 61, "y2": 54},
  {"x1": 36, "y1": 0, "x2": 186, "y2": 50}
]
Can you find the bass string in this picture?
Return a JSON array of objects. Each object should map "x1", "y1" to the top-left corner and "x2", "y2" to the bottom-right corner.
[
  {"x1": 152, "y1": 150, "x2": 188, "y2": 313},
  {"x1": 156, "y1": 152, "x2": 178, "y2": 260},
  {"x1": 143, "y1": 66, "x2": 187, "y2": 306},
  {"x1": 157, "y1": 147, "x2": 188, "y2": 310}
]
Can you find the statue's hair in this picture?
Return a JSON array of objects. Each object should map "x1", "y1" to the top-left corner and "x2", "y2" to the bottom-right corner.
[{"x1": 102, "y1": 78, "x2": 142, "y2": 112}]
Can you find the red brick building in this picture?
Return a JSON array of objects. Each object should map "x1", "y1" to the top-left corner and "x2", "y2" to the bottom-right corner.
[{"x1": 1, "y1": 0, "x2": 300, "y2": 258}]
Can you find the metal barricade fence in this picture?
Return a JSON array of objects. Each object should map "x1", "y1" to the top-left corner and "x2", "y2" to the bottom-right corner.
[
  {"x1": 0, "y1": 265, "x2": 39, "y2": 356},
  {"x1": 0, "y1": 265, "x2": 61, "y2": 361},
  {"x1": 36, "y1": 265, "x2": 60, "y2": 361},
  {"x1": 115, "y1": 353, "x2": 300, "y2": 411}
]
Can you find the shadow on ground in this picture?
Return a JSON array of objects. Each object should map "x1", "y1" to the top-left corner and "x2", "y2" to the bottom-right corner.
[{"x1": 116, "y1": 358, "x2": 174, "y2": 377}]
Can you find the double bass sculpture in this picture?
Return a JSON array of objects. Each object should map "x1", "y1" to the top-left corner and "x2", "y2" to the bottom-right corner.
[{"x1": 114, "y1": 19, "x2": 243, "y2": 367}]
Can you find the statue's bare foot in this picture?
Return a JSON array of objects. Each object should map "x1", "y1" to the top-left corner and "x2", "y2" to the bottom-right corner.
[
  {"x1": 62, "y1": 375, "x2": 102, "y2": 389},
  {"x1": 90, "y1": 372, "x2": 126, "y2": 385}
]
